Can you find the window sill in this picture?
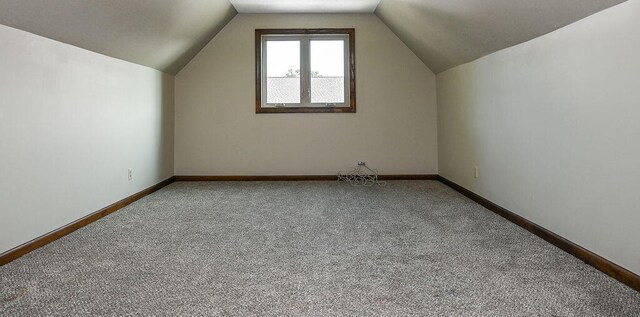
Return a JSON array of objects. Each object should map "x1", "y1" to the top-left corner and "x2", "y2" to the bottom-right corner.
[{"x1": 255, "y1": 105, "x2": 356, "y2": 114}]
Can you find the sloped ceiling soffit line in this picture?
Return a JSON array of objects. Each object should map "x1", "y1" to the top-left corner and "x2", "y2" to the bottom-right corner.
[
  {"x1": 0, "y1": 0, "x2": 629, "y2": 75},
  {"x1": 375, "y1": 0, "x2": 627, "y2": 74},
  {"x1": 0, "y1": 0, "x2": 237, "y2": 75}
]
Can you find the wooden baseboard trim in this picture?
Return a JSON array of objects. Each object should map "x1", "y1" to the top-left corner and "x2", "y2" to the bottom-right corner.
[
  {"x1": 174, "y1": 174, "x2": 438, "y2": 182},
  {"x1": 0, "y1": 176, "x2": 175, "y2": 266},
  {"x1": 437, "y1": 175, "x2": 640, "y2": 292},
  {"x1": 378, "y1": 174, "x2": 439, "y2": 180},
  {"x1": 175, "y1": 175, "x2": 336, "y2": 181}
]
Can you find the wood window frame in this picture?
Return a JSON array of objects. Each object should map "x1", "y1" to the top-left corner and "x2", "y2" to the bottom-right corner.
[{"x1": 255, "y1": 28, "x2": 356, "y2": 114}]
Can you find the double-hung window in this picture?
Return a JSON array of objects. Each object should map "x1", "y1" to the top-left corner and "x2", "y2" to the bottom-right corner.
[{"x1": 255, "y1": 29, "x2": 356, "y2": 113}]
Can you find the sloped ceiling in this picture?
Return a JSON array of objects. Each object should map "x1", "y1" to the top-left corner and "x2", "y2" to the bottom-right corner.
[
  {"x1": 0, "y1": 0, "x2": 628, "y2": 75},
  {"x1": 230, "y1": 0, "x2": 381, "y2": 13},
  {"x1": 0, "y1": 0, "x2": 236, "y2": 75},
  {"x1": 376, "y1": 0, "x2": 627, "y2": 73}
]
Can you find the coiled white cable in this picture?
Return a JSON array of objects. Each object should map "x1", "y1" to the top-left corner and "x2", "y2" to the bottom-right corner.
[{"x1": 337, "y1": 162, "x2": 386, "y2": 186}]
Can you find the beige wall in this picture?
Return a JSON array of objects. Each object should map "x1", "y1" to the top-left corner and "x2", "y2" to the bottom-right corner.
[
  {"x1": 175, "y1": 14, "x2": 437, "y2": 176},
  {"x1": 0, "y1": 25, "x2": 174, "y2": 254},
  {"x1": 437, "y1": 0, "x2": 640, "y2": 274}
]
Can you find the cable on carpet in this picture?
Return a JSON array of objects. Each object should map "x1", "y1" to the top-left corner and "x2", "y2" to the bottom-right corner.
[{"x1": 337, "y1": 162, "x2": 386, "y2": 186}]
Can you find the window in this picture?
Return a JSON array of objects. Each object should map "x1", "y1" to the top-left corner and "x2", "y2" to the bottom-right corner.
[{"x1": 255, "y1": 29, "x2": 356, "y2": 113}]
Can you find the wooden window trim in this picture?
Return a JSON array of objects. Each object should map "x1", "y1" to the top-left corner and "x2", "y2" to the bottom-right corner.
[{"x1": 255, "y1": 28, "x2": 356, "y2": 114}]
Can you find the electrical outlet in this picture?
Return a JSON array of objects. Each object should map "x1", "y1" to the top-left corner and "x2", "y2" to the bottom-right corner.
[
  {"x1": 474, "y1": 166, "x2": 478, "y2": 178},
  {"x1": 128, "y1": 168, "x2": 133, "y2": 181}
]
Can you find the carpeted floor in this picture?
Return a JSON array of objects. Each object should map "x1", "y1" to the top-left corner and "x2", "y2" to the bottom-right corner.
[{"x1": 1, "y1": 181, "x2": 639, "y2": 316}]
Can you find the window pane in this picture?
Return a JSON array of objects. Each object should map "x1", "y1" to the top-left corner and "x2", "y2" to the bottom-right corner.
[
  {"x1": 310, "y1": 40, "x2": 345, "y2": 104},
  {"x1": 266, "y1": 40, "x2": 300, "y2": 104}
]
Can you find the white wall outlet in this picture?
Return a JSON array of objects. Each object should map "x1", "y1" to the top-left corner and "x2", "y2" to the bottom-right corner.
[
  {"x1": 128, "y1": 168, "x2": 133, "y2": 181},
  {"x1": 474, "y1": 166, "x2": 479, "y2": 178}
]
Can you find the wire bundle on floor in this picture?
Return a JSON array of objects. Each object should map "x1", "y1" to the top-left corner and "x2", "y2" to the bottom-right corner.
[{"x1": 337, "y1": 162, "x2": 386, "y2": 186}]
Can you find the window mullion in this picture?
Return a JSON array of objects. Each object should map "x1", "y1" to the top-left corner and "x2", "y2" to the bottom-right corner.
[{"x1": 301, "y1": 37, "x2": 311, "y2": 105}]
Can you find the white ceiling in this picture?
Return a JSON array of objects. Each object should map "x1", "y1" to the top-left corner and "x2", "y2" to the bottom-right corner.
[
  {"x1": 0, "y1": 0, "x2": 236, "y2": 75},
  {"x1": 229, "y1": 0, "x2": 381, "y2": 13},
  {"x1": 0, "y1": 0, "x2": 628, "y2": 75},
  {"x1": 376, "y1": 0, "x2": 627, "y2": 73}
]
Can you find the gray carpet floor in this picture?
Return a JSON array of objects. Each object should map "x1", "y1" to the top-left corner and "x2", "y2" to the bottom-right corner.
[{"x1": 1, "y1": 181, "x2": 639, "y2": 316}]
